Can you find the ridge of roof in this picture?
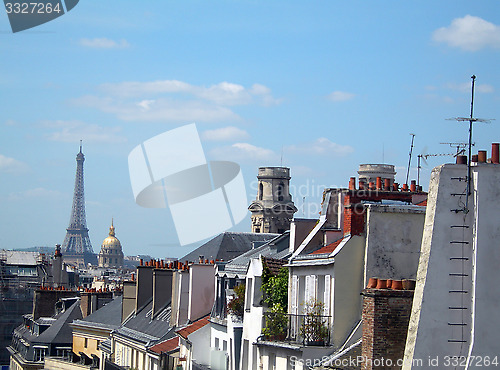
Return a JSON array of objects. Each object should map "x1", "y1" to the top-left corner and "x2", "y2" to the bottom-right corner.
[
  {"x1": 36, "y1": 299, "x2": 82, "y2": 344},
  {"x1": 175, "y1": 316, "x2": 210, "y2": 339},
  {"x1": 149, "y1": 336, "x2": 179, "y2": 355},
  {"x1": 310, "y1": 238, "x2": 343, "y2": 255}
]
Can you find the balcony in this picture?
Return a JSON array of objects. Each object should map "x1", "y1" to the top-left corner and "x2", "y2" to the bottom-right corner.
[
  {"x1": 210, "y1": 301, "x2": 228, "y2": 326},
  {"x1": 262, "y1": 312, "x2": 331, "y2": 346}
]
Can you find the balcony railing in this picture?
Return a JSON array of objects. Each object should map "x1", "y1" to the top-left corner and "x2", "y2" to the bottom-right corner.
[{"x1": 262, "y1": 312, "x2": 331, "y2": 346}]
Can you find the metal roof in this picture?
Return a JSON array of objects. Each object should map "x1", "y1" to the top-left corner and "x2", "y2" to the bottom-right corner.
[
  {"x1": 219, "y1": 233, "x2": 290, "y2": 277},
  {"x1": 2, "y1": 250, "x2": 41, "y2": 266},
  {"x1": 114, "y1": 300, "x2": 173, "y2": 344},
  {"x1": 72, "y1": 296, "x2": 123, "y2": 331},
  {"x1": 180, "y1": 232, "x2": 279, "y2": 263}
]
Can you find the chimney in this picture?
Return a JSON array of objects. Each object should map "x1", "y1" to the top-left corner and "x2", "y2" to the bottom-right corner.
[
  {"x1": 361, "y1": 286, "x2": 414, "y2": 370},
  {"x1": 32, "y1": 289, "x2": 78, "y2": 319},
  {"x1": 492, "y1": 143, "x2": 499, "y2": 164},
  {"x1": 384, "y1": 178, "x2": 390, "y2": 191},
  {"x1": 81, "y1": 291, "x2": 113, "y2": 318},
  {"x1": 472, "y1": 154, "x2": 478, "y2": 162},
  {"x1": 135, "y1": 265, "x2": 154, "y2": 313},
  {"x1": 478, "y1": 150, "x2": 487, "y2": 163},
  {"x1": 402, "y1": 183, "x2": 408, "y2": 191},
  {"x1": 152, "y1": 268, "x2": 173, "y2": 317},
  {"x1": 349, "y1": 177, "x2": 356, "y2": 190},
  {"x1": 187, "y1": 264, "x2": 216, "y2": 322},
  {"x1": 410, "y1": 180, "x2": 416, "y2": 192},
  {"x1": 456, "y1": 155, "x2": 467, "y2": 164},
  {"x1": 122, "y1": 280, "x2": 136, "y2": 323}
]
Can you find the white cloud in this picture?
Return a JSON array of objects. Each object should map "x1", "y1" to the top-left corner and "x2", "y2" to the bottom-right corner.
[
  {"x1": 137, "y1": 99, "x2": 156, "y2": 111},
  {"x1": 285, "y1": 138, "x2": 354, "y2": 157},
  {"x1": 73, "y1": 95, "x2": 240, "y2": 123},
  {"x1": 98, "y1": 80, "x2": 282, "y2": 106},
  {"x1": 5, "y1": 119, "x2": 17, "y2": 126},
  {"x1": 201, "y1": 126, "x2": 250, "y2": 141},
  {"x1": 77, "y1": 80, "x2": 281, "y2": 123},
  {"x1": 327, "y1": 91, "x2": 355, "y2": 102},
  {"x1": 8, "y1": 187, "x2": 64, "y2": 201},
  {"x1": 0, "y1": 154, "x2": 28, "y2": 173},
  {"x1": 100, "y1": 80, "x2": 191, "y2": 97},
  {"x1": 43, "y1": 120, "x2": 127, "y2": 143},
  {"x1": 210, "y1": 142, "x2": 278, "y2": 163},
  {"x1": 79, "y1": 37, "x2": 130, "y2": 49},
  {"x1": 433, "y1": 15, "x2": 500, "y2": 51},
  {"x1": 445, "y1": 82, "x2": 494, "y2": 94}
]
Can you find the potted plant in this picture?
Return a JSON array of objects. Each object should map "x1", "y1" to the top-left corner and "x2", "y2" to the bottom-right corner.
[
  {"x1": 227, "y1": 284, "x2": 245, "y2": 320},
  {"x1": 299, "y1": 300, "x2": 329, "y2": 346},
  {"x1": 262, "y1": 303, "x2": 288, "y2": 341}
]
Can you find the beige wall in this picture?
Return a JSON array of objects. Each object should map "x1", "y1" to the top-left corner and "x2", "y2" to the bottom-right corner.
[{"x1": 73, "y1": 334, "x2": 100, "y2": 357}]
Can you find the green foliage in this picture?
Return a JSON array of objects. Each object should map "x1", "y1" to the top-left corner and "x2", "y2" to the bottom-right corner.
[
  {"x1": 261, "y1": 261, "x2": 289, "y2": 340},
  {"x1": 261, "y1": 264, "x2": 288, "y2": 311},
  {"x1": 262, "y1": 303, "x2": 288, "y2": 340},
  {"x1": 227, "y1": 283, "x2": 245, "y2": 317}
]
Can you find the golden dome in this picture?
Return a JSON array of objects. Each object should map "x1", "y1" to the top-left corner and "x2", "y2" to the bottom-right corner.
[{"x1": 101, "y1": 220, "x2": 122, "y2": 250}]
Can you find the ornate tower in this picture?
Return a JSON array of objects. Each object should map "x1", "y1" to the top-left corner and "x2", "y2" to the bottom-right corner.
[
  {"x1": 248, "y1": 167, "x2": 297, "y2": 234},
  {"x1": 61, "y1": 143, "x2": 94, "y2": 255}
]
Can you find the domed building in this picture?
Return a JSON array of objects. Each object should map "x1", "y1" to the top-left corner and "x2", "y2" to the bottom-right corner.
[{"x1": 98, "y1": 220, "x2": 124, "y2": 268}]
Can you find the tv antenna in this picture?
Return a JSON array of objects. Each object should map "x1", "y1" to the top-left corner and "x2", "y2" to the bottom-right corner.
[
  {"x1": 440, "y1": 142, "x2": 469, "y2": 156},
  {"x1": 447, "y1": 75, "x2": 494, "y2": 212},
  {"x1": 405, "y1": 133, "x2": 416, "y2": 187},
  {"x1": 417, "y1": 152, "x2": 455, "y2": 188}
]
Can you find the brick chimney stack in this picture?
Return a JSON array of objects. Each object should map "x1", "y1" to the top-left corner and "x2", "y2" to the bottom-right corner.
[{"x1": 361, "y1": 281, "x2": 414, "y2": 370}]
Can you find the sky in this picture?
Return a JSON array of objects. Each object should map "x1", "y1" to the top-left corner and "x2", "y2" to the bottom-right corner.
[{"x1": 1, "y1": 1, "x2": 499, "y2": 259}]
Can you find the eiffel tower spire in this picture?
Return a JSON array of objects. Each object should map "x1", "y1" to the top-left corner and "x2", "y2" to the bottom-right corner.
[{"x1": 61, "y1": 142, "x2": 94, "y2": 254}]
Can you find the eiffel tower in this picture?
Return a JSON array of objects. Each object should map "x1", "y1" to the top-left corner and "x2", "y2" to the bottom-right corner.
[{"x1": 61, "y1": 142, "x2": 94, "y2": 261}]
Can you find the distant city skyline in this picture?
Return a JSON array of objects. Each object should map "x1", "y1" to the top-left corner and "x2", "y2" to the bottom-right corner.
[{"x1": 1, "y1": 1, "x2": 499, "y2": 257}]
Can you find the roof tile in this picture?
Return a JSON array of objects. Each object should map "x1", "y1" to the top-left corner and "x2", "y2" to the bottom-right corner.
[{"x1": 175, "y1": 316, "x2": 210, "y2": 339}]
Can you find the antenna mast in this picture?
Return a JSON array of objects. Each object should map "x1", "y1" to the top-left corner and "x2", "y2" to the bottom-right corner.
[
  {"x1": 405, "y1": 133, "x2": 415, "y2": 187},
  {"x1": 448, "y1": 75, "x2": 493, "y2": 212}
]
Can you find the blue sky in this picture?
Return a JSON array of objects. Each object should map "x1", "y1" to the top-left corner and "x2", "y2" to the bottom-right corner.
[{"x1": 1, "y1": 1, "x2": 499, "y2": 258}]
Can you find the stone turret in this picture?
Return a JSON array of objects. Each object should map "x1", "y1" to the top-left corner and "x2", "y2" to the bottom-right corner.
[{"x1": 248, "y1": 167, "x2": 297, "y2": 234}]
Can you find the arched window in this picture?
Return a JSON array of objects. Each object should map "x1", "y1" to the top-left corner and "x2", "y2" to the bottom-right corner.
[{"x1": 277, "y1": 182, "x2": 284, "y2": 201}]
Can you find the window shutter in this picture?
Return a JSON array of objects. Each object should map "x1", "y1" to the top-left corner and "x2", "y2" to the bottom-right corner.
[
  {"x1": 311, "y1": 275, "x2": 317, "y2": 303},
  {"x1": 291, "y1": 275, "x2": 298, "y2": 315},
  {"x1": 304, "y1": 275, "x2": 311, "y2": 304},
  {"x1": 323, "y1": 275, "x2": 331, "y2": 317}
]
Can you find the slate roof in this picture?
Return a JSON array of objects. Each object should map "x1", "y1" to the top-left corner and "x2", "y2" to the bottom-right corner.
[
  {"x1": 15, "y1": 299, "x2": 82, "y2": 345},
  {"x1": 219, "y1": 232, "x2": 290, "y2": 277},
  {"x1": 72, "y1": 296, "x2": 122, "y2": 331},
  {"x1": 180, "y1": 232, "x2": 279, "y2": 263},
  {"x1": 3, "y1": 250, "x2": 40, "y2": 266},
  {"x1": 36, "y1": 299, "x2": 82, "y2": 344},
  {"x1": 114, "y1": 300, "x2": 175, "y2": 345}
]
